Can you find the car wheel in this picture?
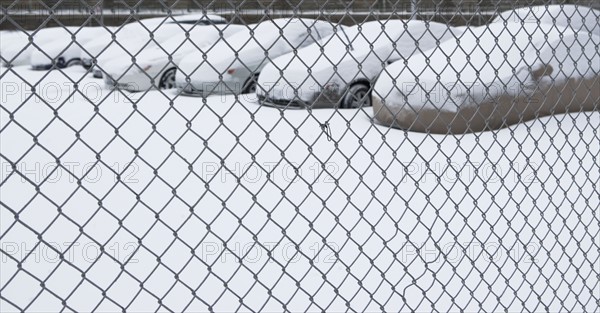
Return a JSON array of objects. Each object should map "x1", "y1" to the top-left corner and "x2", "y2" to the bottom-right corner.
[
  {"x1": 242, "y1": 74, "x2": 259, "y2": 94},
  {"x1": 92, "y1": 69, "x2": 103, "y2": 79},
  {"x1": 159, "y1": 68, "x2": 177, "y2": 89},
  {"x1": 341, "y1": 83, "x2": 372, "y2": 109}
]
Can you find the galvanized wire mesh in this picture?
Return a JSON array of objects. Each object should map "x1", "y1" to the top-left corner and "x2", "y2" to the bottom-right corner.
[{"x1": 1, "y1": 0, "x2": 599, "y2": 312}]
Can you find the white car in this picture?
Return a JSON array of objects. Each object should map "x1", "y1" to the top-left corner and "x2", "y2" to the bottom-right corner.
[
  {"x1": 81, "y1": 14, "x2": 227, "y2": 78},
  {"x1": 257, "y1": 20, "x2": 458, "y2": 109},
  {"x1": 29, "y1": 26, "x2": 114, "y2": 70},
  {"x1": 102, "y1": 24, "x2": 245, "y2": 91},
  {"x1": 372, "y1": 22, "x2": 600, "y2": 133},
  {"x1": 176, "y1": 18, "x2": 337, "y2": 96},
  {"x1": 1, "y1": 27, "x2": 77, "y2": 67}
]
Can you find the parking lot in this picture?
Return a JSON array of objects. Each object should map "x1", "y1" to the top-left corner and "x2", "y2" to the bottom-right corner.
[{"x1": 2, "y1": 1, "x2": 600, "y2": 311}]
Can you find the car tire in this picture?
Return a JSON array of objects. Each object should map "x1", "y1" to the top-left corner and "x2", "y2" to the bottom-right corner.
[
  {"x1": 242, "y1": 74, "x2": 259, "y2": 94},
  {"x1": 341, "y1": 83, "x2": 372, "y2": 109},
  {"x1": 66, "y1": 58, "x2": 81, "y2": 67},
  {"x1": 56, "y1": 57, "x2": 66, "y2": 68},
  {"x1": 159, "y1": 68, "x2": 177, "y2": 89}
]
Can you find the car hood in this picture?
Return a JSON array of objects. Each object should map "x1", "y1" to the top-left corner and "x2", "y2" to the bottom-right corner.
[{"x1": 102, "y1": 55, "x2": 165, "y2": 79}]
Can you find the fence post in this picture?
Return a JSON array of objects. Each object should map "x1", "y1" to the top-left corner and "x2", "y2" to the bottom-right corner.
[{"x1": 411, "y1": 0, "x2": 418, "y2": 19}]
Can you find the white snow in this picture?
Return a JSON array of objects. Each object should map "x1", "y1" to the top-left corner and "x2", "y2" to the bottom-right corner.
[
  {"x1": 90, "y1": 22, "x2": 221, "y2": 73},
  {"x1": 0, "y1": 31, "x2": 31, "y2": 65},
  {"x1": 176, "y1": 18, "x2": 336, "y2": 87},
  {"x1": 257, "y1": 20, "x2": 461, "y2": 102},
  {"x1": 79, "y1": 14, "x2": 227, "y2": 69},
  {"x1": 139, "y1": 13, "x2": 227, "y2": 26},
  {"x1": 1, "y1": 27, "x2": 80, "y2": 66},
  {"x1": 1, "y1": 63, "x2": 599, "y2": 312},
  {"x1": 374, "y1": 22, "x2": 600, "y2": 112},
  {"x1": 29, "y1": 27, "x2": 114, "y2": 66},
  {"x1": 492, "y1": 4, "x2": 600, "y2": 33},
  {"x1": 102, "y1": 24, "x2": 246, "y2": 84}
]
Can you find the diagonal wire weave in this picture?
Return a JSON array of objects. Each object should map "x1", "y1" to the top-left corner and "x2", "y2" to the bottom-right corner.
[{"x1": 0, "y1": 0, "x2": 599, "y2": 312}]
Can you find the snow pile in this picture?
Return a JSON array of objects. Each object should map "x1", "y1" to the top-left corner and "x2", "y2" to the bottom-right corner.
[
  {"x1": 373, "y1": 22, "x2": 600, "y2": 133},
  {"x1": 493, "y1": 4, "x2": 600, "y2": 33},
  {"x1": 177, "y1": 18, "x2": 335, "y2": 87},
  {"x1": 0, "y1": 64, "x2": 599, "y2": 311},
  {"x1": 257, "y1": 20, "x2": 460, "y2": 103}
]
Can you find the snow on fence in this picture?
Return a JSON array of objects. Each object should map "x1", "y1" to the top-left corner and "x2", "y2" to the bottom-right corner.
[{"x1": 1, "y1": 1, "x2": 599, "y2": 312}]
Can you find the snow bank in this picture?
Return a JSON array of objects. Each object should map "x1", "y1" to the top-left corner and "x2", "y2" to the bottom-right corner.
[
  {"x1": 373, "y1": 22, "x2": 600, "y2": 133},
  {"x1": 257, "y1": 20, "x2": 459, "y2": 103},
  {"x1": 1, "y1": 64, "x2": 599, "y2": 312},
  {"x1": 493, "y1": 4, "x2": 600, "y2": 33}
]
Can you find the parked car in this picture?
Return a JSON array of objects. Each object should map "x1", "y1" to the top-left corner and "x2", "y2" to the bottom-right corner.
[
  {"x1": 1, "y1": 27, "x2": 77, "y2": 67},
  {"x1": 29, "y1": 27, "x2": 114, "y2": 70},
  {"x1": 81, "y1": 14, "x2": 227, "y2": 78},
  {"x1": 176, "y1": 18, "x2": 336, "y2": 96},
  {"x1": 102, "y1": 24, "x2": 244, "y2": 91},
  {"x1": 372, "y1": 22, "x2": 600, "y2": 133},
  {"x1": 256, "y1": 20, "x2": 458, "y2": 109}
]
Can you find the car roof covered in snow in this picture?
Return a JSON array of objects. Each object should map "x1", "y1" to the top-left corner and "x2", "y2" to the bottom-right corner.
[
  {"x1": 135, "y1": 13, "x2": 227, "y2": 27},
  {"x1": 374, "y1": 21, "x2": 600, "y2": 113},
  {"x1": 179, "y1": 18, "x2": 334, "y2": 74},
  {"x1": 492, "y1": 4, "x2": 600, "y2": 33}
]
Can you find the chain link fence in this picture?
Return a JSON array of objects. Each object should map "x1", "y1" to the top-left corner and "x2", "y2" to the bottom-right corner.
[{"x1": 1, "y1": 0, "x2": 599, "y2": 312}]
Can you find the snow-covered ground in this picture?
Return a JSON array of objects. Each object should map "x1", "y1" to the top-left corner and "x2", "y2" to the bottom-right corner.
[{"x1": 1, "y1": 64, "x2": 599, "y2": 312}]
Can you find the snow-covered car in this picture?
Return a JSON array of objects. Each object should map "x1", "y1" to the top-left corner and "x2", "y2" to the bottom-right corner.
[
  {"x1": 102, "y1": 24, "x2": 245, "y2": 91},
  {"x1": 30, "y1": 27, "x2": 115, "y2": 70},
  {"x1": 372, "y1": 22, "x2": 600, "y2": 134},
  {"x1": 1, "y1": 27, "x2": 78, "y2": 67},
  {"x1": 0, "y1": 31, "x2": 30, "y2": 66},
  {"x1": 176, "y1": 18, "x2": 336, "y2": 96},
  {"x1": 81, "y1": 14, "x2": 227, "y2": 77},
  {"x1": 257, "y1": 20, "x2": 459, "y2": 109},
  {"x1": 492, "y1": 4, "x2": 600, "y2": 32}
]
